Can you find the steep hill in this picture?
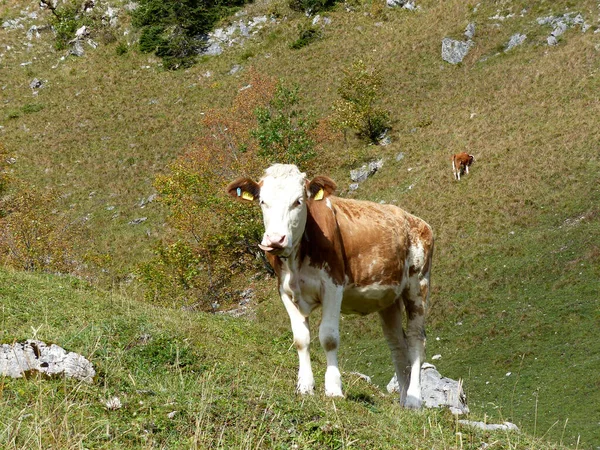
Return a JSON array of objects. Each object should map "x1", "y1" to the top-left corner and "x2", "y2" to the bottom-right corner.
[
  {"x1": 0, "y1": 267, "x2": 572, "y2": 448},
  {"x1": 1, "y1": 0, "x2": 599, "y2": 447}
]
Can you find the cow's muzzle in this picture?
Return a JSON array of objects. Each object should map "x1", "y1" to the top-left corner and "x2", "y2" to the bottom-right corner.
[{"x1": 259, "y1": 234, "x2": 288, "y2": 254}]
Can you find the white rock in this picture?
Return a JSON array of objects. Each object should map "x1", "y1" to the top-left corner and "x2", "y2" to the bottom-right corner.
[
  {"x1": 458, "y1": 420, "x2": 519, "y2": 432},
  {"x1": 0, "y1": 340, "x2": 95, "y2": 383},
  {"x1": 387, "y1": 363, "x2": 469, "y2": 414}
]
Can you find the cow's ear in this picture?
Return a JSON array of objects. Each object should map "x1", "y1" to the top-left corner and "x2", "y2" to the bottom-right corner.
[
  {"x1": 226, "y1": 177, "x2": 260, "y2": 202},
  {"x1": 307, "y1": 176, "x2": 337, "y2": 201}
]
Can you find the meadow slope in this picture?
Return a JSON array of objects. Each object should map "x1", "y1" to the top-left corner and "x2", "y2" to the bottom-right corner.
[{"x1": 0, "y1": 267, "x2": 575, "y2": 449}]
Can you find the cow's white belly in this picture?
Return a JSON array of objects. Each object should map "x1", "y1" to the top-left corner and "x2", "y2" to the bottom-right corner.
[{"x1": 340, "y1": 284, "x2": 402, "y2": 315}]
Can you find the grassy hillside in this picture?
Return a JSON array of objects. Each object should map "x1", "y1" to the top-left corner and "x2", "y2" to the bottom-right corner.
[
  {"x1": 1, "y1": 0, "x2": 599, "y2": 447},
  {"x1": 0, "y1": 267, "x2": 570, "y2": 449}
]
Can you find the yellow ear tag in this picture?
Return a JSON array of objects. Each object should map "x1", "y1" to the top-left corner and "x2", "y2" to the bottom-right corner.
[
  {"x1": 314, "y1": 189, "x2": 324, "y2": 201},
  {"x1": 242, "y1": 191, "x2": 254, "y2": 201}
]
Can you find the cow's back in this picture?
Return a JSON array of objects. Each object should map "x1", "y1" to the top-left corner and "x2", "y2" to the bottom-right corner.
[{"x1": 304, "y1": 196, "x2": 432, "y2": 290}]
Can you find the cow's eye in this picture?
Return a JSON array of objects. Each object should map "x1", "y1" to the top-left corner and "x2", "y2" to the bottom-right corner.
[{"x1": 293, "y1": 198, "x2": 303, "y2": 208}]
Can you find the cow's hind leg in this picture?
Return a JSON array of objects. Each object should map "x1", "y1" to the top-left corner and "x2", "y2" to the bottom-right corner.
[
  {"x1": 402, "y1": 267, "x2": 430, "y2": 409},
  {"x1": 319, "y1": 285, "x2": 344, "y2": 397},
  {"x1": 281, "y1": 293, "x2": 314, "y2": 395},
  {"x1": 378, "y1": 301, "x2": 411, "y2": 406}
]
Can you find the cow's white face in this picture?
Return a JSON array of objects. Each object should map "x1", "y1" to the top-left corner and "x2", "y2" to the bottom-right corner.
[
  {"x1": 257, "y1": 166, "x2": 308, "y2": 257},
  {"x1": 227, "y1": 164, "x2": 337, "y2": 259}
]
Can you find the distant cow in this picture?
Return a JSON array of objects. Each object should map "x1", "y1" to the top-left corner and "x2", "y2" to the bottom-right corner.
[
  {"x1": 451, "y1": 152, "x2": 474, "y2": 180},
  {"x1": 227, "y1": 164, "x2": 433, "y2": 408}
]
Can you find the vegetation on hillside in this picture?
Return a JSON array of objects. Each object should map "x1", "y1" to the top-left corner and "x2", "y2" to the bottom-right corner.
[
  {"x1": 139, "y1": 70, "x2": 336, "y2": 310},
  {"x1": 0, "y1": 267, "x2": 572, "y2": 449},
  {"x1": 132, "y1": 0, "x2": 252, "y2": 69}
]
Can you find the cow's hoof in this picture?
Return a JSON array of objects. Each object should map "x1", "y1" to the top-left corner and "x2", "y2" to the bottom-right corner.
[
  {"x1": 403, "y1": 395, "x2": 422, "y2": 409},
  {"x1": 325, "y1": 387, "x2": 344, "y2": 398},
  {"x1": 296, "y1": 384, "x2": 315, "y2": 395}
]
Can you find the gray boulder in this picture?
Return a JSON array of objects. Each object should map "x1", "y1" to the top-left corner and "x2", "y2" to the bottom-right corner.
[
  {"x1": 0, "y1": 340, "x2": 95, "y2": 383},
  {"x1": 442, "y1": 38, "x2": 473, "y2": 64},
  {"x1": 350, "y1": 159, "x2": 384, "y2": 183},
  {"x1": 505, "y1": 33, "x2": 526, "y2": 51},
  {"x1": 387, "y1": 363, "x2": 469, "y2": 414}
]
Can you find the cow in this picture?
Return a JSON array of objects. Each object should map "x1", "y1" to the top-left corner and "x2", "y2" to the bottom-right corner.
[
  {"x1": 451, "y1": 152, "x2": 474, "y2": 181},
  {"x1": 227, "y1": 164, "x2": 433, "y2": 408}
]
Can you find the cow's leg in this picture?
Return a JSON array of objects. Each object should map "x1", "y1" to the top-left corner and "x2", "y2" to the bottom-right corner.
[
  {"x1": 319, "y1": 286, "x2": 344, "y2": 397},
  {"x1": 402, "y1": 271, "x2": 430, "y2": 409},
  {"x1": 378, "y1": 301, "x2": 411, "y2": 406},
  {"x1": 281, "y1": 293, "x2": 314, "y2": 395}
]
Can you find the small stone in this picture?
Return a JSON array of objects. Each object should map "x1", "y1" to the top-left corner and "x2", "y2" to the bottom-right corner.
[
  {"x1": 505, "y1": 33, "x2": 526, "y2": 52},
  {"x1": 442, "y1": 38, "x2": 473, "y2": 64},
  {"x1": 29, "y1": 78, "x2": 43, "y2": 89},
  {"x1": 464, "y1": 23, "x2": 475, "y2": 39}
]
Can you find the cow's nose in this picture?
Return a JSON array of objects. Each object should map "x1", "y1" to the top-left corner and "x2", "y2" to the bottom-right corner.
[{"x1": 267, "y1": 234, "x2": 286, "y2": 248}]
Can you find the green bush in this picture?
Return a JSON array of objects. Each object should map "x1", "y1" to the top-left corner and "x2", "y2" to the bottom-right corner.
[
  {"x1": 42, "y1": 0, "x2": 93, "y2": 51},
  {"x1": 288, "y1": 0, "x2": 339, "y2": 14},
  {"x1": 332, "y1": 59, "x2": 391, "y2": 143},
  {"x1": 132, "y1": 0, "x2": 251, "y2": 69},
  {"x1": 115, "y1": 41, "x2": 129, "y2": 55},
  {"x1": 252, "y1": 81, "x2": 318, "y2": 168},
  {"x1": 290, "y1": 23, "x2": 322, "y2": 49}
]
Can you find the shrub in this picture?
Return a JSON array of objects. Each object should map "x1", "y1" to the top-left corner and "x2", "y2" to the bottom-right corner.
[
  {"x1": 140, "y1": 71, "x2": 333, "y2": 310},
  {"x1": 0, "y1": 185, "x2": 87, "y2": 274},
  {"x1": 141, "y1": 71, "x2": 276, "y2": 309},
  {"x1": 290, "y1": 23, "x2": 322, "y2": 49},
  {"x1": 41, "y1": 0, "x2": 93, "y2": 50},
  {"x1": 289, "y1": 0, "x2": 339, "y2": 14},
  {"x1": 132, "y1": 0, "x2": 251, "y2": 69},
  {"x1": 22, "y1": 103, "x2": 45, "y2": 114},
  {"x1": 252, "y1": 82, "x2": 318, "y2": 168},
  {"x1": 0, "y1": 144, "x2": 11, "y2": 200},
  {"x1": 331, "y1": 59, "x2": 391, "y2": 143},
  {"x1": 115, "y1": 41, "x2": 129, "y2": 55}
]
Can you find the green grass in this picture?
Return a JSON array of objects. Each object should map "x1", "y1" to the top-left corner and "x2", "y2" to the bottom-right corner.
[
  {"x1": 0, "y1": 267, "x2": 571, "y2": 449},
  {"x1": 1, "y1": 0, "x2": 600, "y2": 447}
]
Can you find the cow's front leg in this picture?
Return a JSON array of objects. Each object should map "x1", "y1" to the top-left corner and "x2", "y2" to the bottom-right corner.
[
  {"x1": 320, "y1": 285, "x2": 344, "y2": 397},
  {"x1": 280, "y1": 293, "x2": 314, "y2": 395}
]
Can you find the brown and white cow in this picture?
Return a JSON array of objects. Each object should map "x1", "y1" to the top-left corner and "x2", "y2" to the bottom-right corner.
[
  {"x1": 451, "y1": 152, "x2": 474, "y2": 181},
  {"x1": 227, "y1": 164, "x2": 433, "y2": 408}
]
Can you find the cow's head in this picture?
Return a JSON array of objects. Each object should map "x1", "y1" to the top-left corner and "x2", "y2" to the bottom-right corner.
[
  {"x1": 467, "y1": 155, "x2": 474, "y2": 166},
  {"x1": 227, "y1": 164, "x2": 336, "y2": 258}
]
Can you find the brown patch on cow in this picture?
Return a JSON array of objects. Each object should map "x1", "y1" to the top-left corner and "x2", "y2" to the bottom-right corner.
[
  {"x1": 321, "y1": 335, "x2": 338, "y2": 352},
  {"x1": 293, "y1": 339, "x2": 305, "y2": 351},
  {"x1": 300, "y1": 197, "x2": 346, "y2": 284},
  {"x1": 404, "y1": 297, "x2": 425, "y2": 320}
]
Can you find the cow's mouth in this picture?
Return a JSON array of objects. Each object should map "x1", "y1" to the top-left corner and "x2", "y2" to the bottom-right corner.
[{"x1": 258, "y1": 243, "x2": 285, "y2": 255}]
